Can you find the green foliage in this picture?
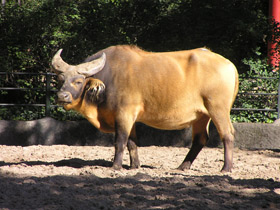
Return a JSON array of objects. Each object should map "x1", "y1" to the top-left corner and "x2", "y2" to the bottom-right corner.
[
  {"x1": 0, "y1": 0, "x2": 270, "y2": 71},
  {"x1": 231, "y1": 58, "x2": 279, "y2": 123}
]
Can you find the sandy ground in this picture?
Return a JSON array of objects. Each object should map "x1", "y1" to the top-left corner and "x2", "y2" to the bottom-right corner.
[{"x1": 0, "y1": 145, "x2": 279, "y2": 210}]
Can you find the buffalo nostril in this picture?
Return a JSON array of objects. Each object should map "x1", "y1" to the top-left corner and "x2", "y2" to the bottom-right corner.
[{"x1": 57, "y1": 92, "x2": 71, "y2": 102}]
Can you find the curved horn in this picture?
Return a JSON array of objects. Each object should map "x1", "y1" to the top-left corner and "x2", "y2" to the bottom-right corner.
[
  {"x1": 51, "y1": 49, "x2": 71, "y2": 73},
  {"x1": 77, "y1": 53, "x2": 106, "y2": 77}
]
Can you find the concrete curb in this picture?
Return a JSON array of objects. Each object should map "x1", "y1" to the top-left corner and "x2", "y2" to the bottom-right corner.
[{"x1": 0, "y1": 118, "x2": 279, "y2": 150}]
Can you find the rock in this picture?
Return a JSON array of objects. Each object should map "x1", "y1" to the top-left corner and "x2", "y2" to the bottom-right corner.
[
  {"x1": 0, "y1": 117, "x2": 113, "y2": 146},
  {"x1": 273, "y1": 118, "x2": 280, "y2": 126}
]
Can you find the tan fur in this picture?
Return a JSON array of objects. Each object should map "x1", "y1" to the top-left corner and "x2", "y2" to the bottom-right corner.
[
  {"x1": 53, "y1": 45, "x2": 239, "y2": 171},
  {"x1": 64, "y1": 46, "x2": 238, "y2": 139},
  {"x1": 99, "y1": 46, "x2": 238, "y2": 131}
]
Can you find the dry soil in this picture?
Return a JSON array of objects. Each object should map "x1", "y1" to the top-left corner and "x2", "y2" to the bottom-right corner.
[{"x1": 0, "y1": 145, "x2": 279, "y2": 209}]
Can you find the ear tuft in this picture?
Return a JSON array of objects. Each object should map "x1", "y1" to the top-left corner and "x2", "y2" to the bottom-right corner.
[{"x1": 85, "y1": 79, "x2": 106, "y2": 104}]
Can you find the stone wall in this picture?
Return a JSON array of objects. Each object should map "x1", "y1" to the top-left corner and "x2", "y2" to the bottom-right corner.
[{"x1": 0, "y1": 117, "x2": 280, "y2": 150}]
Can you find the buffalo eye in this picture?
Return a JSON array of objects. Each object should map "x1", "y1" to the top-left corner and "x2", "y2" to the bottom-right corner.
[{"x1": 74, "y1": 81, "x2": 82, "y2": 86}]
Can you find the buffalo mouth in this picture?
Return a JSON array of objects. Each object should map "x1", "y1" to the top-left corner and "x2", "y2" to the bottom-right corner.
[
  {"x1": 56, "y1": 99, "x2": 72, "y2": 106},
  {"x1": 57, "y1": 91, "x2": 72, "y2": 105},
  {"x1": 57, "y1": 100, "x2": 72, "y2": 106},
  {"x1": 56, "y1": 97, "x2": 73, "y2": 106}
]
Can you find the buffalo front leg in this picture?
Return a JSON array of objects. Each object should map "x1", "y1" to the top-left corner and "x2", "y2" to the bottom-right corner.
[
  {"x1": 177, "y1": 115, "x2": 210, "y2": 170},
  {"x1": 112, "y1": 113, "x2": 135, "y2": 170},
  {"x1": 113, "y1": 125, "x2": 128, "y2": 170},
  {"x1": 127, "y1": 124, "x2": 140, "y2": 169}
]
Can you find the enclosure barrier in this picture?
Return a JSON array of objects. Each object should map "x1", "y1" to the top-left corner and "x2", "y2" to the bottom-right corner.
[
  {"x1": 0, "y1": 72, "x2": 58, "y2": 118},
  {"x1": 0, "y1": 72, "x2": 280, "y2": 121},
  {"x1": 231, "y1": 75, "x2": 280, "y2": 120}
]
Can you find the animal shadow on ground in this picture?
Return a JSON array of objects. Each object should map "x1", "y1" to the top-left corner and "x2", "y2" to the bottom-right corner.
[
  {"x1": 0, "y1": 158, "x2": 113, "y2": 168},
  {"x1": 0, "y1": 158, "x2": 155, "y2": 170},
  {"x1": 246, "y1": 149, "x2": 280, "y2": 159}
]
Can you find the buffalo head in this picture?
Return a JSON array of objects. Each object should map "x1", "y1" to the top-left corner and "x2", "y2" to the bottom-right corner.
[
  {"x1": 51, "y1": 49, "x2": 106, "y2": 110},
  {"x1": 57, "y1": 75, "x2": 105, "y2": 110}
]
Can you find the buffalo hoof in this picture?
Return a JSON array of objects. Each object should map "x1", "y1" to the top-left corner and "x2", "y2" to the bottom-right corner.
[
  {"x1": 221, "y1": 163, "x2": 233, "y2": 173},
  {"x1": 177, "y1": 161, "x2": 191, "y2": 171},
  {"x1": 112, "y1": 164, "x2": 122, "y2": 170},
  {"x1": 130, "y1": 160, "x2": 140, "y2": 169},
  {"x1": 221, "y1": 166, "x2": 232, "y2": 173},
  {"x1": 130, "y1": 164, "x2": 140, "y2": 169}
]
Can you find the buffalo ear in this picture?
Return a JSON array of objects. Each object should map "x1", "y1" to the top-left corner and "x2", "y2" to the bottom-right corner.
[{"x1": 85, "y1": 79, "x2": 106, "y2": 104}]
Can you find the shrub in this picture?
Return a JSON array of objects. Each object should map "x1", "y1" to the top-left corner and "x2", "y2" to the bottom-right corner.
[{"x1": 231, "y1": 57, "x2": 279, "y2": 123}]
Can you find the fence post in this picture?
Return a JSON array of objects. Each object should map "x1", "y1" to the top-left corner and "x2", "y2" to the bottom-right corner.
[{"x1": 45, "y1": 72, "x2": 51, "y2": 117}]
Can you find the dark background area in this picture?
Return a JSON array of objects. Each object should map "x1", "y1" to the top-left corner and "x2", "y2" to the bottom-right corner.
[{"x1": 0, "y1": 0, "x2": 271, "y2": 72}]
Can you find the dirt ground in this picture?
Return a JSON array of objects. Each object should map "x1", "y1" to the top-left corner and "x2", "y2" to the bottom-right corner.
[{"x1": 0, "y1": 145, "x2": 279, "y2": 210}]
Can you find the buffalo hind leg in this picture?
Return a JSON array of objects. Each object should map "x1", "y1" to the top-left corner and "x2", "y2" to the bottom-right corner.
[
  {"x1": 221, "y1": 133, "x2": 234, "y2": 172},
  {"x1": 209, "y1": 109, "x2": 235, "y2": 172},
  {"x1": 177, "y1": 115, "x2": 210, "y2": 170},
  {"x1": 127, "y1": 124, "x2": 140, "y2": 169}
]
